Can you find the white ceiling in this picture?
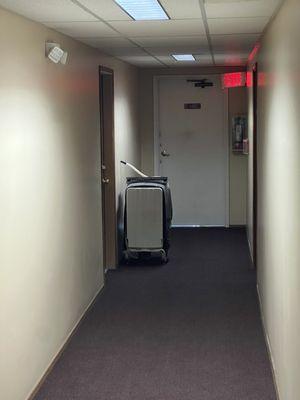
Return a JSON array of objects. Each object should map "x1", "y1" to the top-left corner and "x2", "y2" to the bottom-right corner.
[{"x1": 0, "y1": 0, "x2": 283, "y2": 67}]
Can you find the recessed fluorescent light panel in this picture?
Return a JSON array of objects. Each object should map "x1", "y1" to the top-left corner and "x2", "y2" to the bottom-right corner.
[
  {"x1": 172, "y1": 54, "x2": 196, "y2": 61},
  {"x1": 114, "y1": 0, "x2": 169, "y2": 20}
]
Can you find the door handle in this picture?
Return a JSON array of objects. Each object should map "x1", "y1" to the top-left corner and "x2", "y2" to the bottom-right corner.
[
  {"x1": 102, "y1": 178, "x2": 110, "y2": 184},
  {"x1": 161, "y1": 150, "x2": 170, "y2": 157}
]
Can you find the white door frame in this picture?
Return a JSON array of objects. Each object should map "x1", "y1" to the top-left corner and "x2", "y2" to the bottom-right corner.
[{"x1": 153, "y1": 75, "x2": 230, "y2": 227}]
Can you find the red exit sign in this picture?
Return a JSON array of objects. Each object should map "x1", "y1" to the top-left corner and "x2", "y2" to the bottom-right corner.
[{"x1": 222, "y1": 72, "x2": 246, "y2": 88}]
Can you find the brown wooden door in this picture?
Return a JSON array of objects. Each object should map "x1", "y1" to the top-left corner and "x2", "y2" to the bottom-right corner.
[
  {"x1": 253, "y1": 63, "x2": 258, "y2": 268},
  {"x1": 99, "y1": 66, "x2": 117, "y2": 270}
]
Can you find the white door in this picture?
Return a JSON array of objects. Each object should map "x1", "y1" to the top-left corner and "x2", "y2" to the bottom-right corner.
[{"x1": 157, "y1": 76, "x2": 228, "y2": 226}]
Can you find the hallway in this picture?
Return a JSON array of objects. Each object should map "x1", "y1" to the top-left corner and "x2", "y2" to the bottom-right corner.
[
  {"x1": 2, "y1": 1, "x2": 300, "y2": 399},
  {"x1": 34, "y1": 228, "x2": 276, "y2": 400}
]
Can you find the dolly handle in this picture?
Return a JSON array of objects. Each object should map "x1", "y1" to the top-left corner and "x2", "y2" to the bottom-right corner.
[{"x1": 121, "y1": 161, "x2": 148, "y2": 178}]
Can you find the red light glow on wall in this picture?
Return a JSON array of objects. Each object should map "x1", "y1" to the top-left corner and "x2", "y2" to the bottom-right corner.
[
  {"x1": 258, "y1": 72, "x2": 268, "y2": 87},
  {"x1": 248, "y1": 43, "x2": 260, "y2": 62},
  {"x1": 222, "y1": 72, "x2": 246, "y2": 88},
  {"x1": 246, "y1": 71, "x2": 253, "y2": 88}
]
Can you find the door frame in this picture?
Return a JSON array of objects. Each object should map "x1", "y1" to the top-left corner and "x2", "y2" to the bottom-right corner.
[
  {"x1": 252, "y1": 63, "x2": 258, "y2": 268},
  {"x1": 153, "y1": 75, "x2": 230, "y2": 227},
  {"x1": 99, "y1": 65, "x2": 117, "y2": 271}
]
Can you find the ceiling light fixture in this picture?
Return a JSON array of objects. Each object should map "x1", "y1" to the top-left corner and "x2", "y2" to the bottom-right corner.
[
  {"x1": 172, "y1": 54, "x2": 196, "y2": 61},
  {"x1": 114, "y1": 0, "x2": 169, "y2": 20}
]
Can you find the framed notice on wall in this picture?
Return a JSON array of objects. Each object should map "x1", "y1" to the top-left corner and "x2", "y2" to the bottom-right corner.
[{"x1": 232, "y1": 115, "x2": 247, "y2": 154}]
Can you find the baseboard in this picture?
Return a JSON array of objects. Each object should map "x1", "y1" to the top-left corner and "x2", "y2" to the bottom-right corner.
[
  {"x1": 171, "y1": 225, "x2": 247, "y2": 229},
  {"x1": 256, "y1": 285, "x2": 281, "y2": 400},
  {"x1": 172, "y1": 225, "x2": 231, "y2": 228},
  {"x1": 247, "y1": 233, "x2": 254, "y2": 264},
  {"x1": 27, "y1": 283, "x2": 104, "y2": 400}
]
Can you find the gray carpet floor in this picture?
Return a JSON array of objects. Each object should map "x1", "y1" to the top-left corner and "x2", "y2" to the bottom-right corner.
[{"x1": 34, "y1": 228, "x2": 276, "y2": 400}]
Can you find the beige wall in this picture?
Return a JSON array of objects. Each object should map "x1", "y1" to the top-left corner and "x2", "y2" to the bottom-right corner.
[
  {"x1": 247, "y1": 0, "x2": 300, "y2": 399},
  {"x1": 114, "y1": 63, "x2": 140, "y2": 258},
  {"x1": 139, "y1": 67, "x2": 247, "y2": 225},
  {"x1": 0, "y1": 7, "x2": 139, "y2": 400}
]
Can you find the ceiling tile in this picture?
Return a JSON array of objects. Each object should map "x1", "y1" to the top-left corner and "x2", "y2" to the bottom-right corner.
[
  {"x1": 117, "y1": 55, "x2": 163, "y2": 66},
  {"x1": 208, "y1": 16, "x2": 269, "y2": 35},
  {"x1": 0, "y1": 0, "x2": 96, "y2": 22},
  {"x1": 75, "y1": 38, "x2": 148, "y2": 56},
  {"x1": 44, "y1": 21, "x2": 119, "y2": 38},
  {"x1": 194, "y1": 54, "x2": 214, "y2": 64},
  {"x1": 154, "y1": 55, "x2": 176, "y2": 65},
  {"x1": 104, "y1": 47, "x2": 148, "y2": 56},
  {"x1": 77, "y1": 37, "x2": 136, "y2": 48},
  {"x1": 214, "y1": 53, "x2": 249, "y2": 66},
  {"x1": 76, "y1": 0, "x2": 132, "y2": 21},
  {"x1": 211, "y1": 33, "x2": 260, "y2": 53},
  {"x1": 160, "y1": 0, "x2": 202, "y2": 19},
  {"x1": 131, "y1": 35, "x2": 208, "y2": 48},
  {"x1": 109, "y1": 19, "x2": 205, "y2": 37},
  {"x1": 205, "y1": 0, "x2": 282, "y2": 19}
]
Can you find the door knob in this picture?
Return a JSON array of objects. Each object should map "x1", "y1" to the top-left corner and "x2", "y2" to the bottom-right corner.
[
  {"x1": 161, "y1": 150, "x2": 170, "y2": 157},
  {"x1": 102, "y1": 178, "x2": 110, "y2": 184}
]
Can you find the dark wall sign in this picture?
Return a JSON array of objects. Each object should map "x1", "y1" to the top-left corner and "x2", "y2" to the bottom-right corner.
[{"x1": 184, "y1": 103, "x2": 201, "y2": 109}]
